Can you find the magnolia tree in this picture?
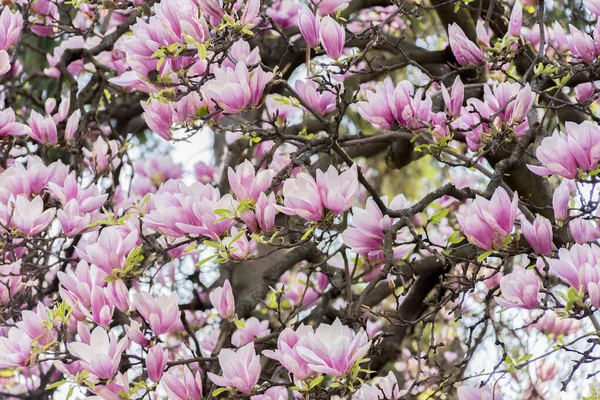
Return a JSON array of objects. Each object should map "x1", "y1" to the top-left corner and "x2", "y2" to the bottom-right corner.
[{"x1": 5, "y1": 0, "x2": 600, "y2": 398}]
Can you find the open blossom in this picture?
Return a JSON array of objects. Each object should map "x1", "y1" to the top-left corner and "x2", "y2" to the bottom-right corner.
[
  {"x1": 208, "y1": 342, "x2": 261, "y2": 394},
  {"x1": 1, "y1": 195, "x2": 55, "y2": 236},
  {"x1": 203, "y1": 62, "x2": 274, "y2": 114},
  {"x1": 354, "y1": 371, "x2": 402, "y2": 399},
  {"x1": 68, "y1": 326, "x2": 129, "y2": 380},
  {"x1": 232, "y1": 317, "x2": 271, "y2": 347},
  {"x1": 456, "y1": 187, "x2": 518, "y2": 250},
  {"x1": 521, "y1": 215, "x2": 553, "y2": 255},
  {"x1": 585, "y1": 0, "x2": 600, "y2": 16},
  {"x1": 495, "y1": 268, "x2": 540, "y2": 310},
  {"x1": 295, "y1": 79, "x2": 337, "y2": 115},
  {"x1": 58, "y1": 261, "x2": 108, "y2": 309},
  {"x1": 529, "y1": 121, "x2": 600, "y2": 179},
  {"x1": 228, "y1": 159, "x2": 274, "y2": 202},
  {"x1": 28, "y1": 110, "x2": 58, "y2": 145},
  {"x1": 17, "y1": 302, "x2": 57, "y2": 346},
  {"x1": 0, "y1": 327, "x2": 33, "y2": 368},
  {"x1": 457, "y1": 385, "x2": 503, "y2": 400},
  {"x1": 357, "y1": 78, "x2": 432, "y2": 130},
  {"x1": 0, "y1": 107, "x2": 28, "y2": 137},
  {"x1": 79, "y1": 227, "x2": 139, "y2": 275},
  {"x1": 533, "y1": 310, "x2": 580, "y2": 338},
  {"x1": 342, "y1": 194, "x2": 413, "y2": 262},
  {"x1": 277, "y1": 172, "x2": 323, "y2": 221},
  {"x1": 569, "y1": 217, "x2": 600, "y2": 244},
  {"x1": 222, "y1": 227, "x2": 257, "y2": 260},
  {"x1": 468, "y1": 82, "x2": 534, "y2": 136},
  {"x1": 133, "y1": 292, "x2": 180, "y2": 335},
  {"x1": 296, "y1": 318, "x2": 371, "y2": 377},
  {"x1": 0, "y1": 7, "x2": 23, "y2": 51},
  {"x1": 448, "y1": 23, "x2": 485, "y2": 66},
  {"x1": 547, "y1": 243, "x2": 600, "y2": 308},
  {"x1": 57, "y1": 199, "x2": 91, "y2": 237},
  {"x1": 0, "y1": 260, "x2": 22, "y2": 304},
  {"x1": 315, "y1": 164, "x2": 359, "y2": 214},
  {"x1": 263, "y1": 325, "x2": 314, "y2": 381},
  {"x1": 568, "y1": 24, "x2": 598, "y2": 63},
  {"x1": 162, "y1": 367, "x2": 203, "y2": 400},
  {"x1": 320, "y1": 16, "x2": 345, "y2": 59},
  {"x1": 210, "y1": 279, "x2": 235, "y2": 319}
]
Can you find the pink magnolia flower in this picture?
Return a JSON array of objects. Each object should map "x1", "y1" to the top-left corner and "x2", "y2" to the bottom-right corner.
[
  {"x1": 495, "y1": 268, "x2": 540, "y2": 310},
  {"x1": 296, "y1": 318, "x2": 371, "y2": 376},
  {"x1": 228, "y1": 160, "x2": 274, "y2": 202},
  {"x1": 0, "y1": 50, "x2": 8, "y2": 76},
  {"x1": 0, "y1": 107, "x2": 28, "y2": 137},
  {"x1": 320, "y1": 16, "x2": 345, "y2": 59},
  {"x1": 297, "y1": 5, "x2": 320, "y2": 47},
  {"x1": 2, "y1": 195, "x2": 55, "y2": 236},
  {"x1": 147, "y1": 345, "x2": 168, "y2": 382},
  {"x1": 476, "y1": 19, "x2": 492, "y2": 47},
  {"x1": 58, "y1": 261, "x2": 108, "y2": 310},
  {"x1": 0, "y1": 260, "x2": 22, "y2": 304},
  {"x1": 256, "y1": 192, "x2": 277, "y2": 232},
  {"x1": 585, "y1": 0, "x2": 600, "y2": 16},
  {"x1": 547, "y1": 243, "x2": 600, "y2": 307},
  {"x1": 456, "y1": 187, "x2": 518, "y2": 250},
  {"x1": 125, "y1": 320, "x2": 150, "y2": 347},
  {"x1": 83, "y1": 136, "x2": 121, "y2": 173},
  {"x1": 357, "y1": 78, "x2": 432, "y2": 130},
  {"x1": 521, "y1": 215, "x2": 553, "y2": 255},
  {"x1": 263, "y1": 325, "x2": 315, "y2": 381},
  {"x1": 277, "y1": 172, "x2": 323, "y2": 221},
  {"x1": 295, "y1": 79, "x2": 337, "y2": 115},
  {"x1": 105, "y1": 280, "x2": 130, "y2": 313},
  {"x1": 57, "y1": 199, "x2": 91, "y2": 237},
  {"x1": 569, "y1": 217, "x2": 600, "y2": 244},
  {"x1": 203, "y1": 62, "x2": 274, "y2": 114},
  {"x1": 354, "y1": 371, "x2": 402, "y2": 399},
  {"x1": 553, "y1": 180, "x2": 571, "y2": 221},
  {"x1": 508, "y1": 0, "x2": 522, "y2": 38},
  {"x1": 232, "y1": 317, "x2": 271, "y2": 347},
  {"x1": 17, "y1": 302, "x2": 57, "y2": 346},
  {"x1": 0, "y1": 327, "x2": 33, "y2": 368},
  {"x1": 194, "y1": 161, "x2": 216, "y2": 184},
  {"x1": 315, "y1": 0, "x2": 348, "y2": 14},
  {"x1": 222, "y1": 227, "x2": 257, "y2": 260},
  {"x1": 133, "y1": 292, "x2": 180, "y2": 335},
  {"x1": 208, "y1": 342, "x2": 261, "y2": 394},
  {"x1": 529, "y1": 121, "x2": 600, "y2": 179},
  {"x1": 342, "y1": 194, "x2": 414, "y2": 261},
  {"x1": 457, "y1": 385, "x2": 503, "y2": 400},
  {"x1": 162, "y1": 367, "x2": 203, "y2": 400},
  {"x1": 210, "y1": 279, "x2": 235, "y2": 319},
  {"x1": 533, "y1": 310, "x2": 580, "y2": 338},
  {"x1": 315, "y1": 164, "x2": 359, "y2": 214},
  {"x1": 0, "y1": 7, "x2": 23, "y2": 50},
  {"x1": 441, "y1": 76, "x2": 464, "y2": 117},
  {"x1": 79, "y1": 227, "x2": 139, "y2": 276},
  {"x1": 28, "y1": 110, "x2": 58, "y2": 145},
  {"x1": 251, "y1": 386, "x2": 297, "y2": 400},
  {"x1": 68, "y1": 326, "x2": 129, "y2": 380},
  {"x1": 85, "y1": 285, "x2": 115, "y2": 327},
  {"x1": 142, "y1": 100, "x2": 175, "y2": 141},
  {"x1": 568, "y1": 24, "x2": 597, "y2": 63},
  {"x1": 448, "y1": 23, "x2": 485, "y2": 66}
]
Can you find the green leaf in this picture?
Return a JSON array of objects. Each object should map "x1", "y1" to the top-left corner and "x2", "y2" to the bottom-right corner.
[
  {"x1": 477, "y1": 250, "x2": 494, "y2": 262},
  {"x1": 212, "y1": 387, "x2": 228, "y2": 396},
  {"x1": 46, "y1": 380, "x2": 66, "y2": 390},
  {"x1": 234, "y1": 319, "x2": 246, "y2": 328},
  {"x1": 309, "y1": 375, "x2": 323, "y2": 389},
  {"x1": 301, "y1": 224, "x2": 316, "y2": 241},
  {"x1": 196, "y1": 254, "x2": 218, "y2": 266}
]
